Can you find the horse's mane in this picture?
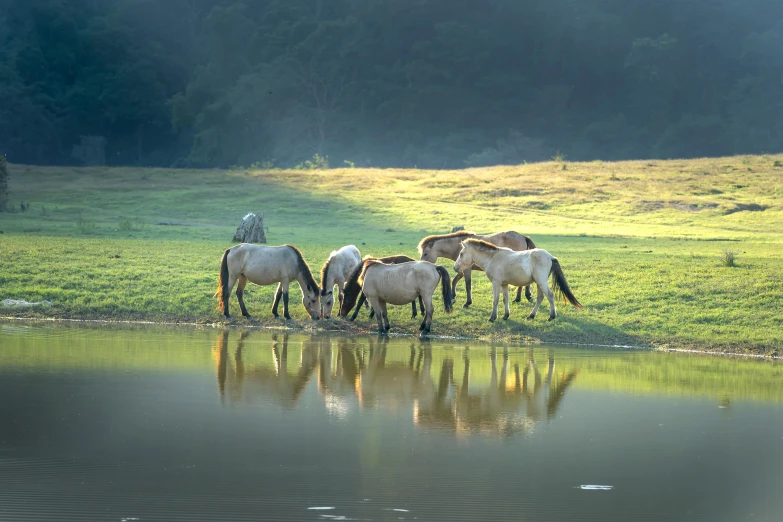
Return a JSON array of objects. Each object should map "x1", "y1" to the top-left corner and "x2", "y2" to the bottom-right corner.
[
  {"x1": 417, "y1": 230, "x2": 476, "y2": 253},
  {"x1": 285, "y1": 244, "x2": 319, "y2": 294},
  {"x1": 358, "y1": 258, "x2": 385, "y2": 285},
  {"x1": 463, "y1": 238, "x2": 501, "y2": 252},
  {"x1": 320, "y1": 251, "x2": 338, "y2": 294}
]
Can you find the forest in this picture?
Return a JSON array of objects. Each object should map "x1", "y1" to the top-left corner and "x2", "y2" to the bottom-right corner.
[{"x1": 1, "y1": 0, "x2": 782, "y2": 169}]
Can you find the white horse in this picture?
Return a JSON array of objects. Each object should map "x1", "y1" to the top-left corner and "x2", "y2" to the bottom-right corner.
[
  {"x1": 454, "y1": 239, "x2": 582, "y2": 322},
  {"x1": 319, "y1": 244, "x2": 362, "y2": 319},
  {"x1": 215, "y1": 244, "x2": 320, "y2": 321},
  {"x1": 358, "y1": 259, "x2": 453, "y2": 336}
]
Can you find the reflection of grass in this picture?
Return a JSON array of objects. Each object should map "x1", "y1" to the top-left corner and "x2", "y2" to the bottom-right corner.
[
  {"x1": 1, "y1": 328, "x2": 781, "y2": 404},
  {"x1": 2, "y1": 157, "x2": 782, "y2": 354}
]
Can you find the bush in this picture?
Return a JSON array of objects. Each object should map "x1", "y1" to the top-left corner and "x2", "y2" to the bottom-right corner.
[
  {"x1": 720, "y1": 249, "x2": 738, "y2": 267},
  {"x1": 295, "y1": 153, "x2": 330, "y2": 170}
]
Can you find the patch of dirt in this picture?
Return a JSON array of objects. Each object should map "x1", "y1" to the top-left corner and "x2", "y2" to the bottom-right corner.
[{"x1": 723, "y1": 203, "x2": 768, "y2": 215}]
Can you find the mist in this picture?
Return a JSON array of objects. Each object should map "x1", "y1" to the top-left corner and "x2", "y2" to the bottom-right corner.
[{"x1": 1, "y1": 0, "x2": 782, "y2": 169}]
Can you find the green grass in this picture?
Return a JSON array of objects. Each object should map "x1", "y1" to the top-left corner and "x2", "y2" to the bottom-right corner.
[{"x1": 1, "y1": 157, "x2": 781, "y2": 355}]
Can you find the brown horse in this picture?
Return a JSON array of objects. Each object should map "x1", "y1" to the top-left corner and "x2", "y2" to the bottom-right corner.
[
  {"x1": 339, "y1": 255, "x2": 425, "y2": 321},
  {"x1": 418, "y1": 230, "x2": 537, "y2": 308},
  {"x1": 358, "y1": 259, "x2": 453, "y2": 336},
  {"x1": 214, "y1": 243, "x2": 320, "y2": 321}
]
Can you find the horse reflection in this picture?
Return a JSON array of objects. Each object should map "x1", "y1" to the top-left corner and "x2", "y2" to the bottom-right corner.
[
  {"x1": 414, "y1": 348, "x2": 579, "y2": 438},
  {"x1": 212, "y1": 333, "x2": 579, "y2": 437},
  {"x1": 212, "y1": 331, "x2": 319, "y2": 408}
]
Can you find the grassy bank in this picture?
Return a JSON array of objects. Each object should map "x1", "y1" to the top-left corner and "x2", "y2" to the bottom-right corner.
[{"x1": 1, "y1": 156, "x2": 781, "y2": 355}]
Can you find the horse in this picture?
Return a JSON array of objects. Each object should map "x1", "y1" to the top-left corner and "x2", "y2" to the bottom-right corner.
[
  {"x1": 418, "y1": 230, "x2": 537, "y2": 308},
  {"x1": 339, "y1": 255, "x2": 425, "y2": 321},
  {"x1": 358, "y1": 258, "x2": 453, "y2": 336},
  {"x1": 453, "y1": 239, "x2": 582, "y2": 322},
  {"x1": 319, "y1": 244, "x2": 362, "y2": 319},
  {"x1": 214, "y1": 243, "x2": 321, "y2": 321}
]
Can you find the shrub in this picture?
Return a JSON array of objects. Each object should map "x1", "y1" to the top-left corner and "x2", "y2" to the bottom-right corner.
[
  {"x1": 720, "y1": 249, "x2": 738, "y2": 267},
  {"x1": 295, "y1": 153, "x2": 330, "y2": 170}
]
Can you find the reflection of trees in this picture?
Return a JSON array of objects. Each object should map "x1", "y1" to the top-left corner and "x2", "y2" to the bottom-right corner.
[{"x1": 211, "y1": 333, "x2": 578, "y2": 437}]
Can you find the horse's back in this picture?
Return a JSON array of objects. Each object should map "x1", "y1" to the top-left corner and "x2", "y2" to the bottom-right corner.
[
  {"x1": 228, "y1": 244, "x2": 297, "y2": 283},
  {"x1": 485, "y1": 231, "x2": 531, "y2": 251},
  {"x1": 363, "y1": 262, "x2": 427, "y2": 304}
]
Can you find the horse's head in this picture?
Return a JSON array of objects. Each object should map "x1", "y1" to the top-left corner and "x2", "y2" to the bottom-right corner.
[
  {"x1": 419, "y1": 243, "x2": 438, "y2": 263},
  {"x1": 302, "y1": 285, "x2": 321, "y2": 320},
  {"x1": 454, "y1": 241, "x2": 473, "y2": 274},
  {"x1": 320, "y1": 287, "x2": 335, "y2": 319}
]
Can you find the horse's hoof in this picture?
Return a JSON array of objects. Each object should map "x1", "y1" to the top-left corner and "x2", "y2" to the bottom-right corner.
[
  {"x1": 488, "y1": 316, "x2": 496, "y2": 322},
  {"x1": 245, "y1": 315, "x2": 254, "y2": 322},
  {"x1": 284, "y1": 316, "x2": 292, "y2": 321},
  {"x1": 526, "y1": 314, "x2": 535, "y2": 320},
  {"x1": 463, "y1": 303, "x2": 471, "y2": 309},
  {"x1": 503, "y1": 314, "x2": 509, "y2": 320},
  {"x1": 548, "y1": 315, "x2": 557, "y2": 321}
]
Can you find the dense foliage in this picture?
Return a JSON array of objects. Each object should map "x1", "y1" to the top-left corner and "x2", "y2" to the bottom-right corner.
[{"x1": 1, "y1": 0, "x2": 782, "y2": 168}]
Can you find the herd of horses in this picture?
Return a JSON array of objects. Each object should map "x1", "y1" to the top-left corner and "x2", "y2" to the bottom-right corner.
[{"x1": 214, "y1": 230, "x2": 583, "y2": 336}]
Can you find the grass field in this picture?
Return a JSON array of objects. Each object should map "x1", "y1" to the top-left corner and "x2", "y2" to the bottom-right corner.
[{"x1": 1, "y1": 156, "x2": 781, "y2": 355}]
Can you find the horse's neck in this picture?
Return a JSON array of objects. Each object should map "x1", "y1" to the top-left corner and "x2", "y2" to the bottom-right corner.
[
  {"x1": 295, "y1": 270, "x2": 311, "y2": 293},
  {"x1": 469, "y1": 247, "x2": 495, "y2": 269}
]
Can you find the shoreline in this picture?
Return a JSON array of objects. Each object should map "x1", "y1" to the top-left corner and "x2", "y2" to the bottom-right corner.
[{"x1": 2, "y1": 314, "x2": 780, "y2": 361}]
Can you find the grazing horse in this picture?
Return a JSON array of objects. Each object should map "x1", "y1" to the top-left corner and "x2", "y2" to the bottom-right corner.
[
  {"x1": 339, "y1": 255, "x2": 425, "y2": 321},
  {"x1": 320, "y1": 245, "x2": 362, "y2": 319},
  {"x1": 214, "y1": 243, "x2": 321, "y2": 321},
  {"x1": 454, "y1": 239, "x2": 582, "y2": 322},
  {"x1": 358, "y1": 259, "x2": 453, "y2": 336},
  {"x1": 418, "y1": 230, "x2": 537, "y2": 308}
]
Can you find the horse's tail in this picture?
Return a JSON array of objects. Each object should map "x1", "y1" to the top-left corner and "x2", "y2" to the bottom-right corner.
[
  {"x1": 525, "y1": 235, "x2": 536, "y2": 250},
  {"x1": 213, "y1": 248, "x2": 231, "y2": 312},
  {"x1": 549, "y1": 258, "x2": 583, "y2": 309},
  {"x1": 435, "y1": 265, "x2": 453, "y2": 313}
]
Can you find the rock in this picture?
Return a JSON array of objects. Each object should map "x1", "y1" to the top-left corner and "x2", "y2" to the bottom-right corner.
[
  {"x1": 233, "y1": 213, "x2": 267, "y2": 243},
  {"x1": 2, "y1": 299, "x2": 52, "y2": 308}
]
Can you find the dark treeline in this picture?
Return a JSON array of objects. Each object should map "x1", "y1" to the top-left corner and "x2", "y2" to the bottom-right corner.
[{"x1": 1, "y1": 0, "x2": 782, "y2": 169}]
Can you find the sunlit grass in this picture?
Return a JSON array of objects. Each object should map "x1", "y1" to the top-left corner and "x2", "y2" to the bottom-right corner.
[{"x1": 1, "y1": 156, "x2": 781, "y2": 354}]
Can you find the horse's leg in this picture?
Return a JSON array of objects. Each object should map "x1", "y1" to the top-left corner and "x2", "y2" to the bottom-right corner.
[
  {"x1": 236, "y1": 275, "x2": 252, "y2": 320},
  {"x1": 419, "y1": 295, "x2": 425, "y2": 315},
  {"x1": 271, "y1": 283, "x2": 283, "y2": 318},
  {"x1": 411, "y1": 299, "x2": 418, "y2": 319},
  {"x1": 524, "y1": 285, "x2": 533, "y2": 303},
  {"x1": 381, "y1": 301, "x2": 390, "y2": 333},
  {"x1": 463, "y1": 270, "x2": 473, "y2": 308},
  {"x1": 281, "y1": 281, "x2": 292, "y2": 320},
  {"x1": 541, "y1": 281, "x2": 557, "y2": 321},
  {"x1": 450, "y1": 270, "x2": 464, "y2": 305},
  {"x1": 489, "y1": 282, "x2": 501, "y2": 322},
  {"x1": 502, "y1": 284, "x2": 510, "y2": 320},
  {"x1": 368, "y1": 297, "x2": 384, "y2": 334},
  {"x1": 224, "y1": 274, "x2": 239, "y2": 319},
  {"x1": 420, "y1": 292, "x2": 434, "y2": 336},
  {"x1": 527, "y1": 285, "x2": 545, "y2": 320},
  {"x1": 350, "y1": 293, "x2": 366, "y2": 322}
]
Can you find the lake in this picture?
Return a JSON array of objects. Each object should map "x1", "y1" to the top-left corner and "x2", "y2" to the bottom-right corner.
[{"x1": 1, "y1": 322, "x2": 782, "y2": 522}]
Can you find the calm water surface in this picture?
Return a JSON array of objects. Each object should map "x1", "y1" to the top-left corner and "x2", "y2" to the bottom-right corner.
[{"x1": 1, "y1": 322, "x2": 782, "y2": 522}]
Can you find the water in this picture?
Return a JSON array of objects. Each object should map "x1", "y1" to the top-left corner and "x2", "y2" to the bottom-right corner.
[{"x1": 1, "y1": 322, "x2": 782, "y2": 522}]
